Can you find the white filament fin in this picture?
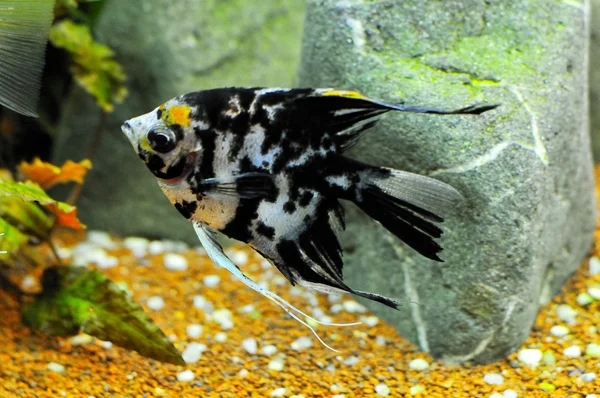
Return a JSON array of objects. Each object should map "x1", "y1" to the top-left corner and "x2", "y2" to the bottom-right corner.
[{"x1": 193, "y1": 223, "x2": 356, "y2": 351}]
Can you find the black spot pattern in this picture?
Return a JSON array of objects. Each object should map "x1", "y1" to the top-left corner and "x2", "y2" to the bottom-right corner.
[
  {"x1": 175, "y1": 200, "x2": 197, "y2": 219},
  {"x1": 256, "y1": 222, "x2": 275, "y2": 240}
]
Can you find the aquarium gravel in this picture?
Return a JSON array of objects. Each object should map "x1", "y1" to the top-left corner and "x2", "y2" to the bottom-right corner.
[{"x1": 2, "y1": 180, "x2": 600, "y2": 397}]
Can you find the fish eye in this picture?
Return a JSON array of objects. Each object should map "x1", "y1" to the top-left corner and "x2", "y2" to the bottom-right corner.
[{"x1": 147, "y1": 126, "x2": 177, "y2": 153}]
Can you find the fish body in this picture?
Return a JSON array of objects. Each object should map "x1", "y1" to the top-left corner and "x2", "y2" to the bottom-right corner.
[
  {"x1": 0, "y1": 0, "x2": 55, "y2": 117},
  {"x1": 122, "y1": 88, "x2": 497, "y2": 333}
]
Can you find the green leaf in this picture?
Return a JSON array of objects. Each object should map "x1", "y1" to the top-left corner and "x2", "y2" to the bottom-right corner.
[
  {"x1": 0, "y1": 196, "x2": 54, "y2": 240},
  {"x1": 48, "y1": 20, "x2": 128, "y2": 111},
  {"x1": 0, "y1": 179, "x2": 55, "y2": 205},
  {"x1": 0, "y1": 218, "x2": 29, "y2": 259},
  {"x1": 23, "y1": 266, "x2": 184, "y2": 365}
]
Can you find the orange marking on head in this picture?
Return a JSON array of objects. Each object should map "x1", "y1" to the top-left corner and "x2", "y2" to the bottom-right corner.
[{"x1": 167, "y1": 105, "x2": 191, "y2": 127}]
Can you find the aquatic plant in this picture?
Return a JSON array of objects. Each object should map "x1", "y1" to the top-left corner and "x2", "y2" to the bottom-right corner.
[{"x1": 0, "y1": 160, "x2": 183, "y2": 365}]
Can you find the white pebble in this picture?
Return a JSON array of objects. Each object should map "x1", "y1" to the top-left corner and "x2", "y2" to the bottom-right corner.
[
  {"x1": 101, "y1": 341, "x2": 113, "y2": 349},
  {"x1": 239, "y1": 304, "x2": 255, "y2": 313},
  {"x1": 360, "y1": 315, "x2": 379, "y2": 327},
  {"x1": 328, "y1": 293, "x2": 342, "y2": 303},
  {"x1": 73, "y1": 246, "x2": 118, "y2": 269},
  {"x1": 270, "y1": 388, "x2": 287, "y2": 397},
  {"x1": 69, "y1": 334, "x2": 93, "y2": 346},
  {"x1": 375, "y1": 336, "x2": 387, "y2": 345},
  {"x1": 47, "y1": 362, "x2": 65, "y2": 373},
  {"x1": 343, "y1": 356, "x2": 360, "y2": 366},
  {"x1": 586, "y1": 395, "x2": 598, "y2": 398},
  {"x1": 332, "y1": 395, "x2": 345, "y2": 398},
  {"x1": 549, "y1": 325, "x2": 569, "y2": 337},
  {"x1": 231, "y1": 250, "x2": 249, "y2": 266},
  {"x1": 580, "y1": 372, "x2": 596, "y2": 382},
  {"x1": 261, "y1": 345, "x2": 278, "y2": 356},
  {"x1": 87, "y1": 230, "x2": 116, "y2": 249},
  {"x1": 21, "y1": 275, "x2": 37, "y2": 291},
  {"x1": 146, "y1": 296, "x2": 165, "y2": 311},
  {"x1": 123, "y1": 237, "x2": 149, "y2": 258},
  {"x1": 587, "y1": 285, "x2": 600, "y2": 299},
  {"x1": 577, "y1": 292, "x2": 594, "y2": 306},
  {"x1": 182, "y1": 342, "x2": 207, "y2": 364},
  {"x1": 242, "y1": 338, "x2": 258, "y2": 355},
  {"x1": 162, "y1": 240, "x2": 188, "y2": 253},
  {"x1": 342, "y1": 300, "x2": 367, "y2": 313},
  {"x1": 203, "y1": 275, "x2": 221, "y2": 287},
  {"x1": 408, "y1": 358, "x2": 429, "y2": 371},
  {"x1": 563, "y1": 345, "x2": 582, "y2": 358},
  {"x1": 330, "y1": 304, "x2": 343, "y2": 314},
  {"x1": 268, "y1": 356, "x2": 285, "y2": 371},
  {"x1": 214, "y1": 332, "x2": 227, "y2": 343},
  {"x1": 483, "y1": 373, "x2": 504, "y2": 385},
  {"x1": 148, "y1": 240, "x2": 166, "y2": 255},
  {"x1": 212, "y1": 308, "x2": 232, "y2": 324},
  {"x1": 238, "y1": 369, "x2": 249, "y2": 378},
  {"x1": 186, "y1": 324, "x2": 203, "y2": 339},
  {"x1": 503, "y1": 390, "x2": 518, "y2": 398},
  {"x1": 291, "y1": 336, "x2": 313, "y2": 351},
  {"x1": 176, "y1": 370, "x2": 195, "y2": 382},
  {"x1": 556, "y1": 304, "x2": 577, "y2": 323},
  {"x1": 192, "y1": 295, "x2": 213, "y2": 312},
  {"x1": 375, "y1": 383, "x2": 390, "y2": 396},
  {"x1": 410, "y1": 386, "x2": 425, "y2": 395},
  {"x1": 588, "y1": 256, "x2": 600, "y2": 275},
  {"x1": 586, "y1": 343, "x2": 600, "y2": 357},
  {"x1": 517, "y1": 349, "x2": 542, "y2": 367},
  {"x1": 163, "y1": 253, "x2": 188, "y2": 271}
]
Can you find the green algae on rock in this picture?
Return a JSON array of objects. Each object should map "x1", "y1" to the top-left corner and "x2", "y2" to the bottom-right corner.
[
  {"x1": 299, "y1": 0, "x2": 595, "y2": 363},
  {"x1": 52, "y1": 0, "x2": 306, "y2": 244}
]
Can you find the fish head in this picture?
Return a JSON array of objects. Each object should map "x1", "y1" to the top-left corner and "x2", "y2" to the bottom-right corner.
[{"x1": 121, "y1": 99, "x2": 198, "y2": 184}]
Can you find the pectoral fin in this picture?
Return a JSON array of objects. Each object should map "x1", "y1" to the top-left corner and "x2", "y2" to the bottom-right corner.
[{"x1": 200, "y1": 172, "x2": 277, "y2": 200}]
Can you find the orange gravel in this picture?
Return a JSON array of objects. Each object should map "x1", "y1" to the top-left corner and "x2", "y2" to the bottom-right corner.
[{"x1": 1, "y1": 178, "x2": 600, "y2": 398}]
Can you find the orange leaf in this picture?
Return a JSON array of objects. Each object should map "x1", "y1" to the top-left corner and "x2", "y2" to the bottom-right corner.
[
  {"x1": 18, "y1": 158, "x2": 92, "y2": 190},
  {"x1": 47, "y1": 202, "x2": 86, "y2": 231}
]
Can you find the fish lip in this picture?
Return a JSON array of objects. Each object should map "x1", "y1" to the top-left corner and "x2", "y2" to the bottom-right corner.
[
  {"x1": 159, "y1": 152, "x2": 196, "y2": 185},
  {"x1": 121, "y1": 121, "x2": 137, "y2": 147}
]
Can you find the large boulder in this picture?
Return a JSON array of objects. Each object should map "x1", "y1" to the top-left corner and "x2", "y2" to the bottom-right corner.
[
  {"x1": 299, "y1": 0, "x2": 595, "y2": 363},
  {"x1": 53, "y1": 0, "x2": 306, "y2": 242},
  {"x1": 592, "y1": 0, "x2": 600, "y2": 159}
]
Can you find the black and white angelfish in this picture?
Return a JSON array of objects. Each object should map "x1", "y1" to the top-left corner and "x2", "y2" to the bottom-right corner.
[{"x1": 122, "y1": 88, "x2": 497, "y2": 349}]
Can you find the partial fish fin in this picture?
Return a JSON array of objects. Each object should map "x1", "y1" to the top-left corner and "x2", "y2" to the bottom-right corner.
[
  {"x1": 193, "y1": 223, "x2": 359, "y2": 352},
  {"x1": 0, "y1": 0, "x2": 55, "y2": 117},
  {"x1": 200, "y1": 172, "x2": 276, "y2": 200},
  {"x1": 272, "y1": 201, "x2": 403, "y2": 311},
  {"x1": 339, "y1": 157, "x2": 463, "y2": 261},
  {"x1": 295, "y1": 89, "x2": 499, "y2": 151},
  {"x1": 371, "y1": 101, "x2": 500, "y2": 115}
]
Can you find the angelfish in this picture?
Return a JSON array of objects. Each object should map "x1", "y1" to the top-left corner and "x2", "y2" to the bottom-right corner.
[{"x1": 122, "y1": 88, "x2": 497, "y2": 348}]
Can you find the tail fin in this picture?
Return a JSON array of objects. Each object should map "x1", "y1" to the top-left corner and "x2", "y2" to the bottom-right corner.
[{"x1": 342, "y1": 159, "x2": 463, "y2": 261}]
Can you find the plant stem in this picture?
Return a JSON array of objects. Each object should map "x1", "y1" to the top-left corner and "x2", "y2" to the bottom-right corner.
[{"x1": 67, "y1": 109, "x2": 107, "y2": 205}]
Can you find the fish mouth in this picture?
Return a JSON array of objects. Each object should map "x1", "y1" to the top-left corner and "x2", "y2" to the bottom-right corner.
[
  {"x1": 157, "y1": 152, "x2": 196, "y2": 184},
  {"x1": 121, "y1": 121, "x2": 137, "y2": 147}
]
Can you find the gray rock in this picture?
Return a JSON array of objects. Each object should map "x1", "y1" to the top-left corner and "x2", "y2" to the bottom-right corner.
[
  {"x1": 299, "y1": 0, "x2": 595, "y2": 363},
  {"x1": 53, "y1": 0, "x2": 306, "y2": 242},
  {"x1": 592, "y1": 0, "x2": 600, "y2": 159}
]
